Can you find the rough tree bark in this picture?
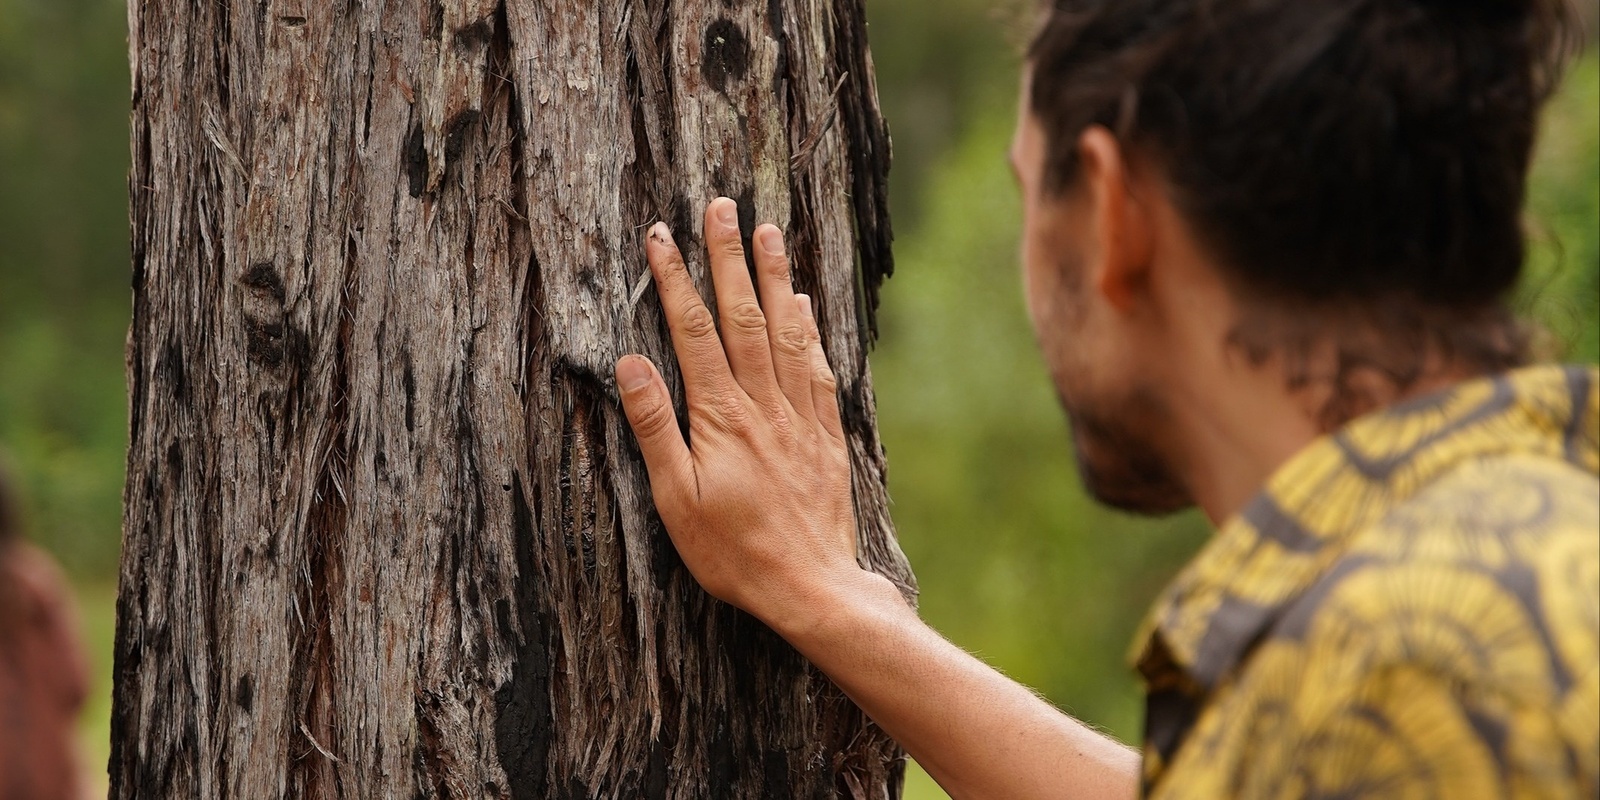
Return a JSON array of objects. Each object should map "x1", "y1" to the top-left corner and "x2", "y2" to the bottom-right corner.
[{"x1": 112, "y1": 1, "x2": 914, "y2": 797}]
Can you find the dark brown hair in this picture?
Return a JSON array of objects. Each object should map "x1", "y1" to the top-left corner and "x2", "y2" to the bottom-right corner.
[{"x1": 1028, "y1": 0, "x2": 1580, "y2": 372}]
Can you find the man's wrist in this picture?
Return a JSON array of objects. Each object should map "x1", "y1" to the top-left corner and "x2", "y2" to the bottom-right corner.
[{"x1": 764, "y1": 566, "x2": 911, "y2": 656}]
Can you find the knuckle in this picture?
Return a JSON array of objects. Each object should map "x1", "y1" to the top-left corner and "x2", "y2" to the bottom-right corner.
[
  {"x1": 764, "y1": 413, "x2": 797, "y2": 442},
  {"x1": 714, "y1": 235, "x2": 746, "y2": 260},
  {"x1": 629, "y1": 395, "x2": 676, "y2": 439},
  {"x1": 657, "y1": 255, "x2": 697, "y2": 291},
  {"x1": 814, "y1": 367, "x2": 839, "y2": 393},
  {"x1": 803, "y1": 318, "x2": 823, "y2": 343},
  {"x1": 724, "y1": 301, "x2": 767, "y2": 333},
  {"x1": 694, "y1": 388, "x2": 748, "y2": 428},
  {"x1": 763, "y1": 255, "x2": 793, "y2": 284},
  {"x1": 679, "y1": 304, "x2": 718, "y2": 338},
  {"x1": 652, "y1": 244, "x2": 689, "y2": 277},
  {"x1": 703, "y1": 393, "x2": 752, "y2": 429},
  {"x1": 773, "y1": 323, "x2": 810, "y2": 357}
]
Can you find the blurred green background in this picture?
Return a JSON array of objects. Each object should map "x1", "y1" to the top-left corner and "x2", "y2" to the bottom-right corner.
[{"x1": 0, "y1": 0, "x2": 1594, "y2": 797}]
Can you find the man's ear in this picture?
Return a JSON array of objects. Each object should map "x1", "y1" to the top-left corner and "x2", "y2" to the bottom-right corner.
[{"x1": 1077, "y1": 126, "x2": 1154, "y2": 314}]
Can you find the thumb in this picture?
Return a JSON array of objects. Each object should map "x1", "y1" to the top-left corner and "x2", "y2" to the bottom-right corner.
[{"x1": 616, "y1": 355, "x2": 693, "y2": 492}]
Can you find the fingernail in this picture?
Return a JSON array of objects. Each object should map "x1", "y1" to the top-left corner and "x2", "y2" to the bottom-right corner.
[
  {"x1": 757, "y1": 225, "x2": 784, "y2": 255},
  {"x1": 617, "y1": 356, "x2": 653, "y2": 392},
  {"x1": 713, "y1": 197, "x2": 738, "y2": 226},
  {"x1": 649, "y1": 221, "x2": 672, "y2": 244},
  {"x1": 797, "y1": 294, "x2": 813, "y2": 318}
]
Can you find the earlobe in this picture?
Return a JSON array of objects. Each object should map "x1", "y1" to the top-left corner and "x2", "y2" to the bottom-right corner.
[{"x1": 1078, "y1": 127, "x2": 1152, "y2": 314}]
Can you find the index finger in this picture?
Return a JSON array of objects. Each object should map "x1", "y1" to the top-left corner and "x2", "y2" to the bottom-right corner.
[{"x1": 645, "y1": 222, "x2": 742, "y2": 403}]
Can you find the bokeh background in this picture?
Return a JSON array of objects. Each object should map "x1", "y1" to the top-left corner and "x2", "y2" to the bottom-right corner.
[{"x1": 0, "y1": 0, "x2": 1594, "y2": 796}]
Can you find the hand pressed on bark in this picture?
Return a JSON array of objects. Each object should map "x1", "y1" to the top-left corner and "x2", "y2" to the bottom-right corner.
[
  {"x1": 616, "y1": 197, "x2": 861, "y2": 633},
  {"x1": 618, "y1": 200, "x2": 1140, "y2": 800}
]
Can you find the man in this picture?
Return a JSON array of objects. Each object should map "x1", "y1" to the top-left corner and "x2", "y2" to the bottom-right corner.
[{"x1": 615, "y1": 0, "x2": 1597, "y2": 796}]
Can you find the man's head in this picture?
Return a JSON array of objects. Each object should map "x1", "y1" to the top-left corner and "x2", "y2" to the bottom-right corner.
[{"x1": 1011, "y1": 0, "x2": 1579, "y2": 516}]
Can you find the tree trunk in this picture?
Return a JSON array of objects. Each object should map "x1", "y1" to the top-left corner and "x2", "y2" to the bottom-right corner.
[{"x1": 112, "y1": 1, "x2": 913, "y2": 797}]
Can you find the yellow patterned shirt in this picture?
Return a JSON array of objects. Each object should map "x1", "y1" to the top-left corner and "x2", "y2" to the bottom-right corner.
[{"x1": 1133, "y1": 365, "x2": 1600, "y2": 799}]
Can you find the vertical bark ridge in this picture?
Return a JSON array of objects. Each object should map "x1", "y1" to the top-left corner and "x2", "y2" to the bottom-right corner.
[{"x1": 115, "y1": 0, "x2": 914, "y2": 797}]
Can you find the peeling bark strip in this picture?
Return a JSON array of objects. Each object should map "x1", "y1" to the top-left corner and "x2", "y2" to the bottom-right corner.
[{"x1": 114, "y1": 1, "x2": 911, "y2": 798}]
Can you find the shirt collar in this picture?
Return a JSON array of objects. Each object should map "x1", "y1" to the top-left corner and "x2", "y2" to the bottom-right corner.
[{"x1": 1132, "y1": 364, "x2": 1600, "y2": 690}]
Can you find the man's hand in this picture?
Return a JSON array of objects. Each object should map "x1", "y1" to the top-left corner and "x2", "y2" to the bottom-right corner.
[
  {"x1": 615, "y1": 197, "x2": 861, "y2": 633},
  {"x1": 616, "y1": 198, "x2": 1139, "y2": 800}
]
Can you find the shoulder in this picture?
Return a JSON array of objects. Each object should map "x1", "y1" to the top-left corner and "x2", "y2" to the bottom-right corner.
[
  {"x1": 1255, "y1": 454, "x2": 1599, "y2": 793},
  {"x1": 1338, "y1": 453, "x2": 1598, "y2": 694}
]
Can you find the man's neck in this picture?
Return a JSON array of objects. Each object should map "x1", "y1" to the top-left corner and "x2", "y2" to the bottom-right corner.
[{"x1": 1166, "y1": 354, "x2": 1486, "y2": 526}]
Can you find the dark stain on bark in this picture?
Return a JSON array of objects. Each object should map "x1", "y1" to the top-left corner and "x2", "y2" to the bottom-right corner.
[
  {"x1": 403, "y1": 352, "x2": 417, "y2": 434},
  {"x1": 454, "y1": 20, "x2": 492, "y2": 58},
  {"x1": 831, "y1": 5, "x2": 896, "y2": 341},
  {"x1": 766, "y1": 0, "x2": 788, "y2": 96},
  {"x1": 240, "y1": 261, "x2": 293, "y2": 369},
  {"x1": 235, "y1": 675, "x2": 254, "y2": 712},
  {"x1": 701, "y1": 19, "x2": 751, "y2": 94},
  {"x1": 761, "y1": 747, "x2": 793, "y2": 798},
  {"x1": 406, "y1": 122, "x2": 429, "y2": 198},
  {"x1": 642, "y1": 742, "x2": 669, "y2": 799},
  {"x1": 159, "y1": 339, "x2": 186, "y2": 400},
  {"x1": 735, "y1": 184, "x2": 758, "y2": 278},
  {"x1": 245, "y1": 317, "x2": 311, "y2": 380},
  {"x1": 444, "y1": 109, "x2": 481, "y2": 169},
  {"x1": 494, "y1": 479, "x2": 553, "y2": 800},
  {"x1": 708, "y1": 716, "x2": 736, "y2": 791},
  {"x1": 670, "y1": 193, "x2": 697, "y2": 257},
  {"x1": 576, "y1": 265, "x2": 603, "y2": 298},
  {"x1": 244, "y1": 317, "x2": 287, "y2": 368},
  {"x1": 429, "y1": 0, "x2": 446, "y2": 41},
  {"x1": 164, "y1": 441, "x2": 183, "y2": 481},
  {"x1": 839, "y1": 376, "x2": 874, "y2": 436},
  {"x1": 240, "y1": 261, "x2": 286, "y2": 303}
]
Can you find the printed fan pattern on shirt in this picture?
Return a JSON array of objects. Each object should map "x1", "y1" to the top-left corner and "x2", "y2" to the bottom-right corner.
[{"x1": 1133, "y1": 365, "x2": 1600, "y2": 799}]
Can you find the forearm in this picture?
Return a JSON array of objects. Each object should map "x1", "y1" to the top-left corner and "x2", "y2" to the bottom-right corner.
[{"x1": 773, "y1": 571, "x2": 1141, "y2": 800}]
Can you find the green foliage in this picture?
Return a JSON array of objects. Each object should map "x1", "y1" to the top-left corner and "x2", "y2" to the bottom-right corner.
[
  {"x1": 0, "y1": 0, "x2": 131, "y2": 576},
  {"x1": 863, "y1": 0, "x2": 1027, "y2": 227},
  {"x1": 1524, "y1": 54, "x2": 1600, "y2": 363}
]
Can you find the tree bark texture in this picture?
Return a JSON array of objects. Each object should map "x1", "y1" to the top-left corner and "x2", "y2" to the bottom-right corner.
[{"x1": 113, "y1": 1, "x2": 914, "y2": 797}]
